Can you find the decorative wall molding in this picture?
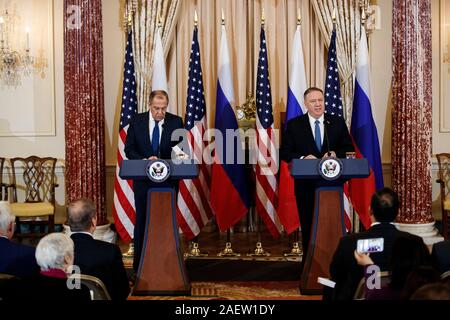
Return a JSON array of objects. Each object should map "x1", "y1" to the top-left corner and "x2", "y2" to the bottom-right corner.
[{"x1": 0, "y1": 0, "x2": 55, "y2": 137}]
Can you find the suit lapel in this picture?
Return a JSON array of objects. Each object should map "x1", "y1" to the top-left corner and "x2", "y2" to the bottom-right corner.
[
  {"x1": 141, "y1": 112, "x2": 152, "y2": 155},
  {"x1": 160, "y1": 114, "x2": 171, "y2": 156}
]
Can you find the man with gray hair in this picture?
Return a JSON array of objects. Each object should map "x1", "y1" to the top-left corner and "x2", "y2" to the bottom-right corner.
[
  {"x1": 0, "y1": 201, "x2": 39, "y2": 277},
  {"x1": 68, "y1": 198, "x2": 130, "y2": 300}
]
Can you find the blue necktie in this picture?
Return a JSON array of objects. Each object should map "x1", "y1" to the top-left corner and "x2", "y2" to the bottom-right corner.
[
  {"x1": 152, "y1": 120, "x2": 160, "y2": 156},
  {"x1": 314, "y1": 120, "x2": 321, "y2": 151}
]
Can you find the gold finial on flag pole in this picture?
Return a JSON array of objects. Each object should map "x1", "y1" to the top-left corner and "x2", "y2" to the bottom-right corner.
[
  {"x1": 221, "y1": 9, "x2": 225, "y2": 25},
  {"x1": 297, "y1": 8, "x2": 301, "y2": 25},
  {"x1": 332, "y1": 7, "x2": 337, "y2": 24},
  {"x1": 361, "y1": 7, "x2": 366, "y2": 27},
  {"x1": 261, "y1": 7, "x2": 265, "y2": 26},
  {"x1": 157, "y1": 11, "x2": 162, "y2": 28},
  {"x1": 194, "y1": 10, "x2": 198, "y2": 27}
]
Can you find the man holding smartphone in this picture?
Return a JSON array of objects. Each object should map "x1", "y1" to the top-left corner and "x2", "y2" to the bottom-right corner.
[{"x1": 326, "y1": 187, "x2": 422, "y2": 300}]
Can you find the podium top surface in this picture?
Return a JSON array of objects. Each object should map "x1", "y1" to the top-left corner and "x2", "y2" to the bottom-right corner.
[
  {"x1": 119, "y1": 160, "x2": 199, "y2": 180},
  {"x1": 290, "y1": 158, "x2": 370, "y2": 179}
]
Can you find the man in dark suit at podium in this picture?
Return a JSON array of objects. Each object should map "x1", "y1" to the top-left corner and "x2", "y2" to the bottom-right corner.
[
  {"x1": 280, "y1": 87, "x2": 354, "y2": 258},
  {"x1": 125, "y1": 90, "x2": 184, "y2": 271}
]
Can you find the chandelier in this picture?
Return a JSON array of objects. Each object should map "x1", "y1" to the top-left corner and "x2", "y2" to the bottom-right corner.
[{"x1": 0, "y1": 9, "x2": 34, "y2": 88}]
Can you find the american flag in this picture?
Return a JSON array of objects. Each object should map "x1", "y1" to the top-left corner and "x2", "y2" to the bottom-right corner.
[
  {"x1": 255, "y1": 27, "x2": 282, "y2": 238},
  {"x1": 176, "y1": 26, "x2": 213, "y2": 240},
  {"x1": 324, "y1": 27, "x2": 352, "y2": 231},
  {"x1": 112, "y1": 30, "x2": 137, "y2": 242}
]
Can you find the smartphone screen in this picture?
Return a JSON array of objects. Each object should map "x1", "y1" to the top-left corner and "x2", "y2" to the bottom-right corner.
[{"x1": 356, "y1": 238, "x2": 384, "y2": 254}]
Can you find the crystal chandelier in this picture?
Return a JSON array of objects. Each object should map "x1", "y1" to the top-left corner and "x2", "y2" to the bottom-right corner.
[{"x1": 0, "y1": 9, "x2": 34, "y2": 88}]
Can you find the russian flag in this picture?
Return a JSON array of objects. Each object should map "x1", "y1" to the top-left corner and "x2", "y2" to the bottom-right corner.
[
  {"x1": 349, "y1": 27, "x2": 384, "y2": 229},
  {"x1": 277, "y1": 24, "x2": 307, "y2": 234},
  {"x1": 210, "y1": 24, "x2": 250, "y2": 231}
]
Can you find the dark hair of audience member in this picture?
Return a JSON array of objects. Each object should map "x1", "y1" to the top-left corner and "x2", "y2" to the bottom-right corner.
[
  {"x1": 370, "y1": 187, "x2": 399, "y2": 222},
  {"x1": 410, "y1": 283, "x2": 450, "y2": 300},
  {"x1": 401, "y1": 265, "x2": 441, "y2": 300}
]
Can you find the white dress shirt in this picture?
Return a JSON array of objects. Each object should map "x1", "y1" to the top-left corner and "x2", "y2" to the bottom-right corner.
[{"x1": 308, "y1": 113, "x2": 324, "y2": 146}]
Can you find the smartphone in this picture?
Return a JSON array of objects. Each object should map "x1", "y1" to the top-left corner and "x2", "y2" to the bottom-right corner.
[{"x1": 356, "y1": 238, "x2": 384, "y2": 254}]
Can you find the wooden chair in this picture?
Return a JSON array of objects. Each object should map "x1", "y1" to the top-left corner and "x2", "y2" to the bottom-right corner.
[
  {"x1": 9, "y1": 156, "x2": 58, "y2": 239},
  {"x1": 353, "y1": 271, "x2": 391, "y2": 300},
  {"x1": 436, "y1": 153, "x2": 450, "y2": 239},
  {"x1": 69, "y1": 274, "x2": 111, "y2": 300},
  {"x1": 0, "y1": 157, "x2": 8, "y2": 201}
]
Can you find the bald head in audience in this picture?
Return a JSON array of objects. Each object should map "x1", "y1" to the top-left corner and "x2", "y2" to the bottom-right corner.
[{"x1": 67, "y1": 199, "x2": 97, "y2": 233}]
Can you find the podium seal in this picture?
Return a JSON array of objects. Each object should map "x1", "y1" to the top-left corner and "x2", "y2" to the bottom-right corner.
[
  {"x1": 318, "y1": 157, "x2": 343, "y2": 181},
  {"x1": 146, "y1": 160, "x2": 171, "y2": 183}
]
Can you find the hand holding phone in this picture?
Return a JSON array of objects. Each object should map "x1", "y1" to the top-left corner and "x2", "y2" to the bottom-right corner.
[{"x1": 356, "y1": 238, "x2": 384, "y2": 254}]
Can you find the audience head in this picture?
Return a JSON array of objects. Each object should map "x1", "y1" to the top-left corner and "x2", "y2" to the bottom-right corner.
[
  {"x1": 370, "y1": 187, "x2": 399, "y2": 223},
  {"x1": 303, "y1": 87, "x2": 325, "y2": 119},
  {"x1": 0, "y1": 201, "x2": 15, "y2": 239},
  {"x1": 35, "y1": 233, "x2": 74, "y2": 272},
  {"x1": 67, "y1": 198, "x2": 97, "y2": 233},
  {"x1": 148, "y1": 90, "x2": 169, "y2": 122},
  {"x1": 389, "y1": 234, "x2": 432, "y2": 290},
  {"x1": 410, "y1": 283, "x2": 450, "y2": 300},
  {"x1": 401, "y1": 266, "x2": 441, "y2": 299}
]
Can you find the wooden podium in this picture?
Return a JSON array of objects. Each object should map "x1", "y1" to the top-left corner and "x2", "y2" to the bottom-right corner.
[
  {"x1": 119, "y1": 159, "x2": 198, "y2": 295},
  {"x1": 290, "y1": 158, "x2": 369, "y2": 295}
]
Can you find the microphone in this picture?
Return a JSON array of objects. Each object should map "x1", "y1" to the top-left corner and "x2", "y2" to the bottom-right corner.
[{"x1": 324, "y1": 120, "x2": 331, "y2": 157}]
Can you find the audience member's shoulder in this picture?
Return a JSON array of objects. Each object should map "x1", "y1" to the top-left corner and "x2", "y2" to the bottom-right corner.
[
  {"x1": 433, "y1": 239, "x2": 450, "y2": 250},
  {"x1": 10, "y1": 240, "x2": 35, "y2": 253}
]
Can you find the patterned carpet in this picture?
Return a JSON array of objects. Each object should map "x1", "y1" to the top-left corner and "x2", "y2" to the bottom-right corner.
[{"x1": 128, "y1": 281, "x2": 322, "y2": 300}]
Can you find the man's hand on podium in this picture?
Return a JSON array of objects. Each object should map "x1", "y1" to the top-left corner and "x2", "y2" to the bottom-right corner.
[{"x1": 322, "y1": 151, "x2": 336, "y2": 159}]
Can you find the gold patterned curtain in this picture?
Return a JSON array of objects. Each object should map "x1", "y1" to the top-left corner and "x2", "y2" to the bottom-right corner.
[
  {"x1": 125, "y1": 0, "x2": 181, "y2": 112},
  {"x1": 167, "y1": 0, "x2": 326, "y2": 129},
  {"x1": 311, "y1": 0, "x2": 361, "y2": 121},
  {"x1": 123, "y1": 0, "x2": 328, "y2": 127}
]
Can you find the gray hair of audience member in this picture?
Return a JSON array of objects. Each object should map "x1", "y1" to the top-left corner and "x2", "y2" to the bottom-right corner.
[
  {"x1": 0, "y1": 201, "x2": 15, "y2": 233},
  {"x1": 67, "y1": 198, "x2": 96, "y2": 232},
  {"x1": 35, "y1": 233, "x2": 74, "y2": 272}
]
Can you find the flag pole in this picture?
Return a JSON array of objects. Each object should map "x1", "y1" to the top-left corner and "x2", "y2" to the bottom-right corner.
[
  {"x1": 121, "y1": 9, "x2": 135, "y2": 260},
  {"x1": 283, "y1": 8, "x2": 303, "y2": 258},
  {"x1": 248, "y1": 9, "x2": 271, "y2": 257}
]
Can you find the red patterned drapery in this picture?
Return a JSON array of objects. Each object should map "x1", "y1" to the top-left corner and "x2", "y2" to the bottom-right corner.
[
  {"x1": 64, "y1": 0, "x2": 107, "y2": 225},
  {"x1": 392, "y1": 0, "x2": 433, "y2": 224}
]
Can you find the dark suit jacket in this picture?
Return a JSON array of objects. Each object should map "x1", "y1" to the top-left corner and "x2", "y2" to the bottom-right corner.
[
  {"x1": 431, "y1": 240, "x2": 450, "y2": 274},
  {"x1": 280, "y1": 113, "x2": 354, "y2": 162},
  {"x1": 71, "y1": 233, "x2": 130, "y2": 300},
  {"x1": 0, "y1": 274, "x2": 91, "y2": 301},
  {"x1": 124, "y1": 111, "x2": 184, "y2": 160},
  {"x1": 329, "y1": 223, "x2": 418, "y2": 300},
  {"x1": 0, "y1": 237, "x2": 39, "y2": 278}
]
